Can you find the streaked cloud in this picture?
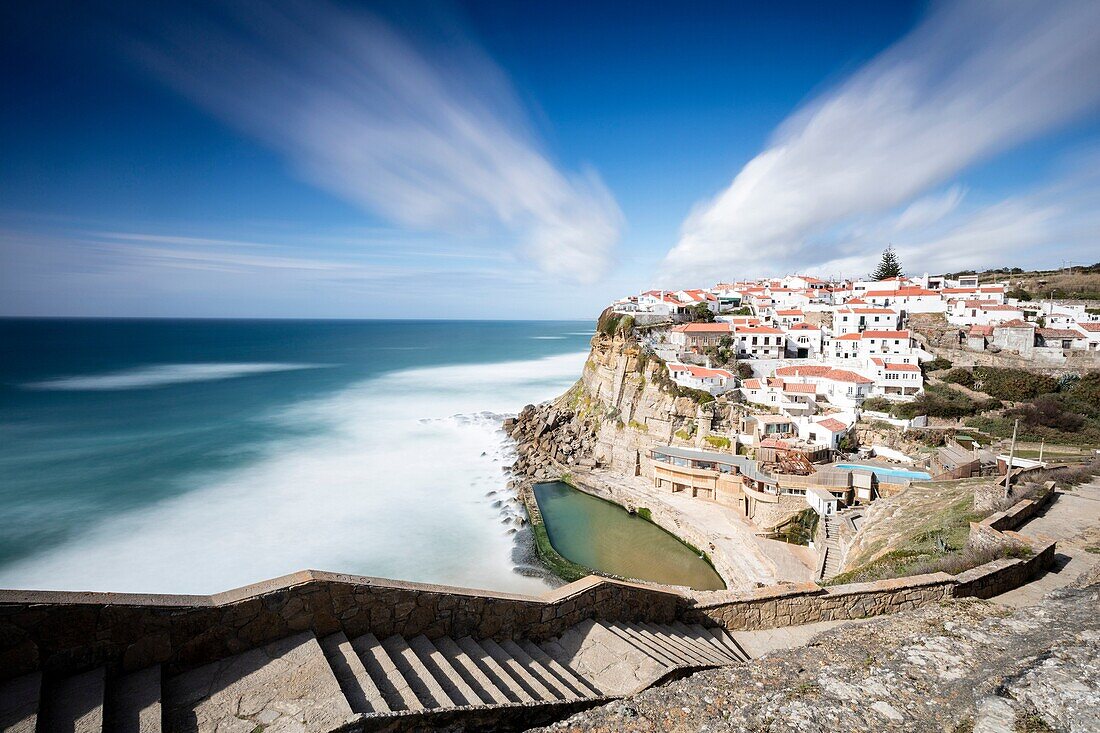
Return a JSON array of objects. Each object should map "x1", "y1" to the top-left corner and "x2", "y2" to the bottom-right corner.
[
  {"x1": 123, "y1": 1, "x2": 622, "y2": 283},
  {"x1": 662, "y1": 0, "x2": 1100, "y2": 282}
]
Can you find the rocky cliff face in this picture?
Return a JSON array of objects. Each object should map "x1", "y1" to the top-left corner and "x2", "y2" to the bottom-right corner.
[{"x1": 506, "y1": 327, "x2": 738, "y2": 482}]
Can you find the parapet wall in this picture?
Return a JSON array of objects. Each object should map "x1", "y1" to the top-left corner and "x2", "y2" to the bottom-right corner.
[{"x1": 0, "y1": 571, "x2": 681, "y2": 682}]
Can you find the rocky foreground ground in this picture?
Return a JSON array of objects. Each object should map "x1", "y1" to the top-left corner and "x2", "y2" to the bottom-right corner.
[{"x1": 533, "y1": 567, "x2": 1100, "y2": 732}]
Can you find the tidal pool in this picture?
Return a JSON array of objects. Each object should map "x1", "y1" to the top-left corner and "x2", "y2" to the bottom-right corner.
[{"x1": 533, "y1": 481, "x2": 726, "y2": 590}]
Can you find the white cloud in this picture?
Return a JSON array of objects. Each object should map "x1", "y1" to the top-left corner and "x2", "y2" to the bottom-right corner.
[
  {"x1": 893, "y1": 186, "x2": 965, "y2": 232},
  {"x1": 125, "y1": 1, "x2": 622, "y2": 283},
  {"x1": 662, "y1": 0, "x2": 1100, "y2": 282}
]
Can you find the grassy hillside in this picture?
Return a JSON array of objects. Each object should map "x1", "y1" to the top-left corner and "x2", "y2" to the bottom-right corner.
[{"x1": 944, "y1": 262, "x2": 1100, "y2": 302}]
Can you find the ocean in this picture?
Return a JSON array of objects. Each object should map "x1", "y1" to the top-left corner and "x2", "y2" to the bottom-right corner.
[{"x1": 0, "y1": 319, "x2": 592, "y2": 595}]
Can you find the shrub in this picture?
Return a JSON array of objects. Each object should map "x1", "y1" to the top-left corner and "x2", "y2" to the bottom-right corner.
[
  {"x1": 860, "y1": 396, "x2": 893, "y2": 413},
  {"x1": 974, "y1": 367, "x2": 1058, "y2": 401},
  {"x1": 679, "y1": 387, "x2": 716, "y2": 404},
  {"x1": 689, "y1": 303, "x2": 715, "y2": 322},
  {"x1": 628, "y1": 419, "x2": 649, "y2": 432},
  {"x1": 704, "y1": 435, "x2": 731, "y2": 449},
  {"x1": 941, "y1": 368, "x2": 975, "y2": 388},
  {"x1": 893, "y1": 383, "x2": 989, "y2": 420},
  {"x1": 596, "y1": 308, "x2": 621, "y2": 336},
  {"x1": 1007, "y1": 396, "x2": 1086, "y2": 432},
  {"x1": 923, "y1": 357, "x2": 953, "y2": 373},
  {"x1": 636, "y1": 507, "x2": 652, "y2": 522},
  {"x1": 736, "y1": 362, "x2": 754, "y2": 379},
  {"x1": 1006, "y1": 287, "x2": 1032, "y2": 301}
]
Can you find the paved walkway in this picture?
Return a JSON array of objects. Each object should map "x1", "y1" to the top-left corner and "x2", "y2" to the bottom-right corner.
[
  {"x1": 993, "y1": 477, "x2": 1100, "y2": 607},
  {"x1": 575, "y1": 469, "x2": 816, "y2": 591},
  {"x1": 729, "y1": 619, "x2": 857, "y2": 658}
]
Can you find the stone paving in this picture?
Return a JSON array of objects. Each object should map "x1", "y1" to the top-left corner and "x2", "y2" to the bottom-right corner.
[{"x1": 993, "y1": 478, "x2": 1100, "y2": 608}]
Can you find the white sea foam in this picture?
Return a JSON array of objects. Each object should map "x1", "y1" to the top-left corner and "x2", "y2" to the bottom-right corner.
[
  {"x1": 530, "y1": 336, "x2": 566, "y2": 340},
  {"x1": 0, "y1": 351, "x2": 587, "y2": 594},
  {"x1": 23, "y1": 363, "x2": 323, "y2": 391}
]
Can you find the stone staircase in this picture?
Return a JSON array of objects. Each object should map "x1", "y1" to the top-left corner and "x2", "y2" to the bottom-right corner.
[
  {"x1": 0, "y1": 620, "x2": 748, "y2": 733},
  {"x1": 820, "y1": 514, "x2": 843, "y2": 580}
]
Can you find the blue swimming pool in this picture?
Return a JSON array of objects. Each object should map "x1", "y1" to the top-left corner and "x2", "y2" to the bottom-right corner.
[{"x1": 834, "y1": 464, "x2": 932, "y2": 481}]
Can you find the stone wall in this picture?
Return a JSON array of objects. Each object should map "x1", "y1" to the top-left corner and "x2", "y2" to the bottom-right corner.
[{"x1": 0, "y1": 571, "x2": 681, "y2": 683}]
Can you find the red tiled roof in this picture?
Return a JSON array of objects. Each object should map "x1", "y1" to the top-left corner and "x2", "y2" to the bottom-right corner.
[
  {"x1": 996, "y1": 319, "x2": 1034, "y2": 329},
  {"x1": 736, "y1": 326, "x2": 785, "y2": 335},
  {"x1": 884, "y1": 363, "x2": 920, "y2": 371},
  {"x1": 1038, "y1": 328, "x2": 1079, "y2": 339},
  {"x1": 1077, "y1": 322, "x2": 1100, "y2": 332},
  {"x1": 774, "y1": 365, "x2": 874, "y2": 384},
  {"x1": 742, "y1": 378, "x2": 762, "y2": 389},
  {"x1": 783, "y1": 383, "x2": 818, "y2": 394},
  {"x1": 969, "y1": 325, "x2": 994, "y2": 336},
  {"x1": 775, "y1": 309, "x2": 804, "y2": 316},
  {"x1": 816, "y1": 418, "x2": 848, "y2": 432},
  {"x1": 787, "y1": 322, "x2": 819, "y2": 330}
]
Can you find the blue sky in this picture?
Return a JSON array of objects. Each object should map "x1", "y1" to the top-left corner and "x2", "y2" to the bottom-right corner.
[{"x1": 2, "y1": 0, "x2": 1099, "y2": 318}]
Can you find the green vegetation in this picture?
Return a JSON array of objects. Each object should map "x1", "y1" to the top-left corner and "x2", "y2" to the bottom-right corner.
[
  {"x1": 703, "y1": 435, "x2": 731, "y2": 449},
  {"x1": 636, "y1": 507, "x2": 652, "y2": 522},
  {"x1": 869, "y1": 244, "x2": 903, "y2": 280},
  {"x1": 941, "y1": 367, "x2": 975, "y2": 388},
  {"x1": 770, "y1": 509, "x2": 819, "y2": 546},
  {"x1": 891, "y1": 382, "x2": 998, "y2": 420},
  {"x1": 688, "y1": 302, "x2": 716, "y2": 322},
  {"x1": 728, "y1": 306, "x2": 753, "y2": 316},
  {"x1": 674, "y1": 429, "x2": 694, "y2": 441},
  {"x1": 825, "y1": 490, "x2": 991, "y2": 585},
  {"x1": 923, "y1": 356, "x2": 953, "y2": 373},
  {"x1": 628, "y1": 419, "x2": 649, "y2": 432},
  {"x1": 973, "y1": 366, "x2": 1058, "y2": 401},
  {"x1": 735, "y1": 361, "x2": 754, "y2": 380},
  {"x1": 961, "y1": 369, "x2": 1100, "y2": 445},
  {"x1": 596, "y1": 308, "x2": 635, "y2": 337}
]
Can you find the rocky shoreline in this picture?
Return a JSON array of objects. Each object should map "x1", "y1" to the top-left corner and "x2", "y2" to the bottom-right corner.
[{"x1": 503, "y1": 400, "x2": 600, "y2": 481}]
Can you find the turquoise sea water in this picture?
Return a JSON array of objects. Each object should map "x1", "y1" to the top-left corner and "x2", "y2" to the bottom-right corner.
[{"x1": 0, "y1": 319, "x2": 593, "y2": 594}]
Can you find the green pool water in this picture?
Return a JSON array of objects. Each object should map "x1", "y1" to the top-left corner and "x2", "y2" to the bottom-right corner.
[{"x1": 533, "y1": 481, "x2": 726, "y2": 590}]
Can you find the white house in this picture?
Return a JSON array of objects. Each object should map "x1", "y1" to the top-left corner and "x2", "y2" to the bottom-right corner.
[
  {"x1": 732, "y1": 325, "x2": 785, "y2": 359},
  {"x1": 667, "y1": 363, "x2": 736, "y2": 395},
  {"x1": 783, "y1": 322, "x2": 823, "y2": 358},
  {"x1": 773, "y1": 365, "x2": 875, "y2": 409},
  {"x1": 947, "y1": 300, "x2": 1025, "y2": 326},
  {"x1": 834, "y1": 306, "x2": 901, "y2": 335},
  {"x1": 869, "y1": 359, "x2": 923, "y2": 399}
]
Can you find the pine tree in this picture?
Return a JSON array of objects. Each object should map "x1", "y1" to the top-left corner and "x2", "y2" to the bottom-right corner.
[{"x1": 869, "y1": 245, "x2": 903, "y2": 280}]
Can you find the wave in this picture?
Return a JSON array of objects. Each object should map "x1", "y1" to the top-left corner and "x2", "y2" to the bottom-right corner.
[
  {"x1": 23, "y1": 363, "x2": 324, "y2": 391},
  {"x1": 530, "y1": 336, "x2": 565, "y2": 340},
  {"x1": 0, "y1": 351, "x2": 587, "y2": 594}
]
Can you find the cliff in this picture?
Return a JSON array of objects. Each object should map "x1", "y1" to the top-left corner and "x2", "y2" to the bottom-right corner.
[{"x1": 507, "y1": 324, "x2": 737, "y2": 482}]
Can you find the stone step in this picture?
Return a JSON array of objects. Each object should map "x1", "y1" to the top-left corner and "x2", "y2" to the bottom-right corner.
[
  {"x1": 631, "y1": 623, "x2": 709, "y2": 666},
  {"x1": 0, "y1": 672, "x2": 41, "y2": 733},
  {"x1": 165, "y1": 631, "x2": 354, "y2": 733},
  {"x1": 669, "y1": 622, "x2": 738, "y2": 663},
  {"x1": 605, "y1": 623, "x2": 681, "y2": 668},
  {"x1": 478, "y1": 639, "x2": 559, "y2": 702},
  {"x1": 644, "y1": 622, "x2": 729, "y2": 665},
  {"x1": 381, "y1": 635, "x2": 453, "y2": 709},
  {"x1": 655, "y1": 623, "x2": 736, "y2": 665},
  {"x1": 106, "y1": 666, "x2": 161, "y2": 733},
  {"x1": 497, "y1": 640, "x2": 579, "y2": 700},
  {"x1": 41, "y1": 667, "x2": 106, "y2": 733},
  {"x1": 432, "y1": 637, "x2": 511, "y2": 705},
  {"x1": 352, "y1": 633, "x2": 423, "y2": 712},
  {"x1": 543, "y1": 621, "x2": 668, "y2": 698},
  {"x1": 620, "y1": 622, "x2": 697, "y2": 666},
  {"x1": 519, "y1": 640, "x2": 603, "y2": 698},
  {"x1": 686, "y1": 623, "x2": 747, "y2": 663},
  {"x1": 455, "y1": 637, "x2": 534, "y2": 703},
  {"x1": 709, "y1": 628, "x2": 751, "y2": 661},
  {"x1": 319, "y1": 632, "x2": 389, "y2": 715},
  {"x1": 407, "y1": 636, "x2": 482, "y2": 708}
]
